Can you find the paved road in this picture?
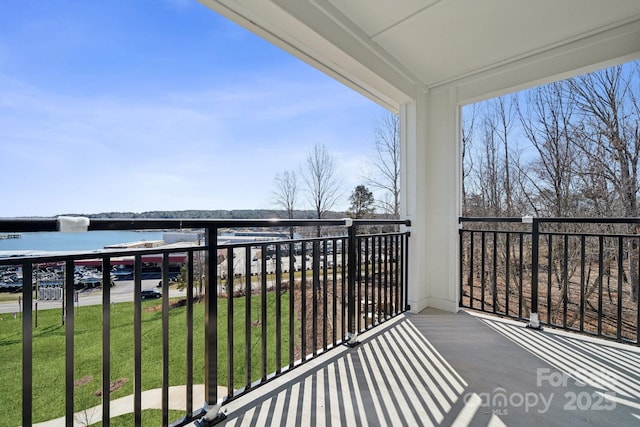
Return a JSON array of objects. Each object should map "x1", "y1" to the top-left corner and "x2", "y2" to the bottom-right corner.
[
  {"x1": 0, "y1": 279, "x2": 186, "y2": 314},
  {"x1": 0, "y1": 249, "x2": 345, "y2": 314}
]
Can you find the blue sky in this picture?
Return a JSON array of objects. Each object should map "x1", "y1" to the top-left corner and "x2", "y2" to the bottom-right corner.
[{"x1": 0, "y1": 0, "x2": 387, "y2": 217}]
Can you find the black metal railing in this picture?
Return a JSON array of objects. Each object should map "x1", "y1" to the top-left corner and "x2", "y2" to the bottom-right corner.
[
  {"x1": 0, "y1": 217, "x2": 410, "y2": 426},
  {"x1": 459, "y1": 217, "x2": 640, "y2": 345}
]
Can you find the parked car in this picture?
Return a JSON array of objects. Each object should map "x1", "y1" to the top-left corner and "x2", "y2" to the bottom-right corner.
[{"x1": 141, "y1": 289, "x2": 162, "y2": 300}]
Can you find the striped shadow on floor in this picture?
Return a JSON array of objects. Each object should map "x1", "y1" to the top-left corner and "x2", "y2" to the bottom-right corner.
[
  {"x1": 219, "y1": 315, "x2": 504, "y2": 426},
  {"x1": 476, "y1": 314, "x2": 640, "y2": 419}
]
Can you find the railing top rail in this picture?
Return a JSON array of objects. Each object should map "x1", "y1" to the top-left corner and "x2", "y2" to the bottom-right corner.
[
  {"x1": 351, "y1": 218, "x2": 411, "y2": 226},
  {"x1": 0, "y1": 217, "x2": 411, "y2": 233},
  {"x1": 460, "y1": 216, "x2": 640, "y2": 224},
  {"x1": 459, "y1": 217, "x2": 525, "y2": 223}
]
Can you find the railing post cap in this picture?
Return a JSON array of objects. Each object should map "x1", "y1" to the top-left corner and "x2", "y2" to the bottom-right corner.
[
  {"x1": 522, "y1": 215, "x2": 534, "y2": 224},
  {"x1": 343, "y1": 218, "x2": 353, "y2": 227},
  {"x1": 58, "y1": 216, "x2": 90, "y2": 232}
]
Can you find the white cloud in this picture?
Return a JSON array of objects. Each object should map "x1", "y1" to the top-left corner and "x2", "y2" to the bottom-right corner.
[{"x1": 0, "y1": 4, "x2": 387, "y2": 217}]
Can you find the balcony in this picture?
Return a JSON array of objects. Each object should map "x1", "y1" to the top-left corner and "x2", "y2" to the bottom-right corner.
[
  {"x1": 213, "y1": 309, "x2": 640, "y2": 426},
  {"x1": 2, "y1": 216, "x2": 639, "y2": 426},
  {"x1": 0, "y1": 217, "x2": 410, "y2": 426}
]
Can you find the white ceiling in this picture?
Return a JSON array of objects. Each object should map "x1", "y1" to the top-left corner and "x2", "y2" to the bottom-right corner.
[
  {"x1": 200, "y1": 0, "x2": 640, "y2": 108},
  {"x1": 324, "y1": 0, "x2": 640, "y2": 86}
]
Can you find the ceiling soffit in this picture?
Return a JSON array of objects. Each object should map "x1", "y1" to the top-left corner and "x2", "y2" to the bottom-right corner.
[
  {"x1": 202, "y1": 0, "x2": 640, "y2": 107},
  {"x1": 321, "y1": 0, "x2": 640, "y2": 88}
]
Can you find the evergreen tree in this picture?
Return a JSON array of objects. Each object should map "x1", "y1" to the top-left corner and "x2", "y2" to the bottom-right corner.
[{"x1": 347, "y1": 185, "x2": 375, "y2": 219}]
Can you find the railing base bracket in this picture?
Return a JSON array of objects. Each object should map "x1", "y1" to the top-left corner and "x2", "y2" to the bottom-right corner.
[
  {"x1": 526, "y1": 313, "x2": 542, "y2": 330},
  {"x1": 345, "y1": 332, "x2": 359, "y2": 347},
  {"x1": 194, "y1": 413, "x2": 227, "y2": 427}
]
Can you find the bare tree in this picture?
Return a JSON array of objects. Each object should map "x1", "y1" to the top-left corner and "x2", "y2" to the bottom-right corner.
[
  {"x1": 569, "y1": 65, "x2": 640, "y2": 218},
  {"x1": 464, "y1": 96, "x2": 526, "y2": 217},
  {"x1": 518, "y1": 81, "x2": 580, "y2": 217},
  {"x1": 272, "y1": 169, "x2": 298, "y2": 238},
  {"x1": 492, "y1": 96, "x2": 517, "y2": 215},
  {"x1": 569, "y1": 63, "x2": 640, "y2": 300},
  {"x1": 473, "y1": 104, "x2": 506, "y2": 216},
  {"x1": 462, "y1": 104, "x2": 478, "y2": 216},
  {"x1": 367, "y1": 111, "x2": 400, "y2": 218},
  {"x1": 301, "y1": 143, "x2": 342, "y2": 235},
  {"x1": 517, "y1": 81, "x2": 584, "y2": 319}
]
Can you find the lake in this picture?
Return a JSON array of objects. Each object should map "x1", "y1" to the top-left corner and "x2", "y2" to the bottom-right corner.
[{"x1": 0, "y1": 230, "x2": 166, "y2": 253}]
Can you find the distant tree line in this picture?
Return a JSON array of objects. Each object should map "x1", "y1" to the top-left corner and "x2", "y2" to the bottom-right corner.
[{"x1": 79, "y1": 210, "x2": 346, "y2": 220}]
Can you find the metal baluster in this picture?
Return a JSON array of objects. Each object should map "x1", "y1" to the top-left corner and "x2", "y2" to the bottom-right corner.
[
  {"x1": 579, "y1": 236, "x2": 585, "y2": 333},
  {"x1": 227, "y1": 247, "x2": 234, "y2": 396},
  {"x1": 529, "y1": 218, "x2": 541, "y2": 329},
  {"x1": 22, "y1": 261, "x2": 33, "y2": 427},
  {"x1": 186, "y1": 251, "x2": 194, "y2": 417},
  {"x1": 346, "y1": 221, "x2": 358, "y2": 345},
  {"x1": 275, "y1": 243, "x2": 282, "y2": 373},
  {"x1": 617, "y1": 237, "x2": 623, "y2": 340},
  {"x1": 204, "y1": 226, "x2": 220, "y2": 420},
  {"x1": 312, "y1": 240, "x2": 319, "y2": 355},
  {"x1": 261, "y1": 244, "x2": 267, "y2": 380},
  {"x1": 598, "y1": 236, "x2": 603, "y2": 336},
  {"x1": 245, "y1": 245, "x2": 252, "y2": 388},
  {"x1": 134, "y1": 255, "x2": 142, "y2": 425},
  {"x1": 547, "y1": 234, "x2": 553, "y2": 325},
  {"x1": 101, "y1": 256, "x2": 111, "y2": 424},
  {"x1": 301, "y1": 241, "x2": 307, "y2": 359},
  {"x1": 64, "y1": 260, "x2": 74, "y2": 427},
  {"x1": 162, "y1": 253, "x2": 170, "y2": 426},
  {"x1": 288, "y1": 242, "x2": 295, "y2": 368}
]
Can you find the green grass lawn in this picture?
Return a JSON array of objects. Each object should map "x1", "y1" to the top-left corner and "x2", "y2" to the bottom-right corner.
[{"x1": 0, "y1": 290, "x2": 295, "y2": 426}]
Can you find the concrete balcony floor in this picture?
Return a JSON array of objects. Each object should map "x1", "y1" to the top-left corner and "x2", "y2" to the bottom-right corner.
[{"x1": 213, "y1": 309, "x2": 640, "y2": 427}]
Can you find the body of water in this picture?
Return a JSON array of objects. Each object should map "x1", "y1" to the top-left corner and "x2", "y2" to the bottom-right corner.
[{"x1": 0, "y1": 230, "x2": 166, "y2": 253}]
